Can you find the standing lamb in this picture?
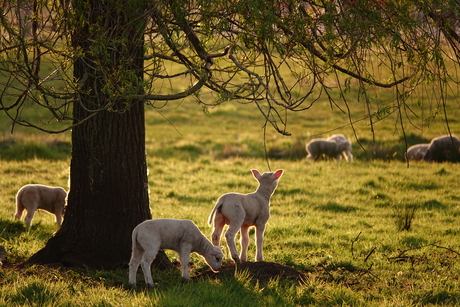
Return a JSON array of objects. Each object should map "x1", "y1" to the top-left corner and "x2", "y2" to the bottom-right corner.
[
  {"x1": 128, "y1": 219, "x2": 223, "y2": 287},
  {"x1": 15, "y1": 184, "x2": 67, "y2": 228},
  {"x1": 406, "y1": 144, "x2": 429, "y2": 161},
  {"x1": 327, "y1": 134, "x2": 353, "y2": 162},
  {"x1": 423, "y1": 135, "x2": 460, "y2": 162},
  {"x1": 208, "y1": 169, "x2": 284, "y2": 263}
]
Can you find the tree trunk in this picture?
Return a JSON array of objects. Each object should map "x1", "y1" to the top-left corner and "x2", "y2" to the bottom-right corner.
[{"x1": 25, "y1": 0, "x2": 171, "y2": 269}]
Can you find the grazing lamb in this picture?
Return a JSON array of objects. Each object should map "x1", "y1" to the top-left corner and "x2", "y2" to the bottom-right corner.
[
  {"x1": 327, "y1": 134, "x2": 353, "y2": 162},
  {"x1": 406, "y1": 144, "x2": 429, "y2": 161},
  {"x1": 15, "y1": 184, "x2": 67, "y2": 228},
  {"x1": 306, "y1": 136, "x2": 353, "y2": 162},
  {"x1": 208, "y1": 169, "x2": 284, "y2": 263},
  {"x1": 423, "y1": 135, "x2": 460, "y2": 163},
  {"x1": 306, "y1": 138, "x2": 335, "y2": 161},
  {"x1": 128, "y1": 219, "x2": 223, "y2": 287}
]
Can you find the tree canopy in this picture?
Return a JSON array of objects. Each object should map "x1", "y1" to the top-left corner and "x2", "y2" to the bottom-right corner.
[{"x1": 1, "y1": 0, "x2": 459, "y2": 137}]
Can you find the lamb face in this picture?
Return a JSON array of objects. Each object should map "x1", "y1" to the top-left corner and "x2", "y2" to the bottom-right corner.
[{"x1": 203, "y1": 245, "x2": 223, "y2": 272}]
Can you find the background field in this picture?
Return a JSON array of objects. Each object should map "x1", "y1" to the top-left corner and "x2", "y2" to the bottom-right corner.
[{"x1": 1, "y1": 78, "x2": 460, "y2": 305}]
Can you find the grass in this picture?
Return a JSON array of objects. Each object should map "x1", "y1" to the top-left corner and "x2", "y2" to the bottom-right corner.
[
  {"x1": 1, "y1": 62, "x2": 460, "y2": 306},
  {"x1": 1, "y1": 147, "x2": 460, "y2": 305}
]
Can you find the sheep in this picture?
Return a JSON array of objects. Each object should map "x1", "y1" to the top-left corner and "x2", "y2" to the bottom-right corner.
[
  {"x1": 306, "y1": 136, "x2": 353, "y2": 162},
  {"x1": 327, "y1": 134, "x2": 353, "y2": 162},
  {"x1": 406, "y1": 144, "x2": 429, "y2": 161},
  {"x1": 327, "y1": 134, "x2": 348, "y2": 143},
  {"x1": 306, "y1": 138, "x2": 336, "y2": 161},
  {"x1": 423, "y1": 135, "x2": 460, "y2": 163},
  {"x1": 208, "y1": 169, "x2": 284, "y2": 263},
  {"x1": 14, "y1": 184, "x2": 67, "y2": 228},
  {"x1": 128, "y1": 218, "x2": 223, "y2": 287}
]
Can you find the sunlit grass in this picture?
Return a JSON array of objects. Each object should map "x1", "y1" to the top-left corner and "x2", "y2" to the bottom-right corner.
[
  {"x1": 1, "y1": 59, "x2": 460, "y2": 306},
  {"x1": 1, "y1": 156, "x2": 460, "y2": 306}
]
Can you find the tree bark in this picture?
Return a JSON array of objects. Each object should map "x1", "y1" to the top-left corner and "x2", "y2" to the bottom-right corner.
[{"x1": 25, "y1": 0, "x2": 171, "y2": 269}]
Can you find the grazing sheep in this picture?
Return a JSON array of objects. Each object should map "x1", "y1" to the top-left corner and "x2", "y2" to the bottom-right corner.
[
  {"x1": 15, "y1": 184, "x2": 67, "y2": 228},
  {"x1": 327, "y1": 134, "x2": 348, "y2": 143},
  {"x1": 424, "y1": 135, "x2": 460, "y2": 162},
  {"x1": 128, "y1": 219, "x2": 223, "y2": 287},
  {"x1": 327, "y1": 134, "x2": 353, "y2": 162},
  {"x1": 208, "y1": 169, "x2": 284, "y2": 263},
  {"x1": 306, "y1": 138, "x2": 336, "y2": 161},
  {"x1": 306, "y1": 136, "x2": 353, "y2": 162},
  {"x1": 406, "y1": 144, "x2": 429, "y2": 161}
]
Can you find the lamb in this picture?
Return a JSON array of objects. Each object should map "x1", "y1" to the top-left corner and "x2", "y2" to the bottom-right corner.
[
  {"x1": 306, "y1": 135, "x2": 353, "y2": 162},
  {"x1": 208, "y1": 169, "x2": 284, "y2": 263},
  {"x1": 423, "y1": 135, "x2": 460, "y2": 163},
  {"x1": 327, "y1": 134, "x2": 353, "y2": 162},
  {"x1": 128, "y1": 219, "x2": 223, "y2": 287},
  {"x1": 306, "y1": 138, "x2": 335, "y2": 161},
  {"x1": 15, "y1": 184, "x2": 67, "y2": 228},
  {"x1": 406, "y1": 144, "x2": 429, "y2": 161}
]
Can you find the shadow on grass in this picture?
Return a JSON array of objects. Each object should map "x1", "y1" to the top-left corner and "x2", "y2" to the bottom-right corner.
[
  {"x1": 0, "y1": 139, "x2": 70, "y2": 161},
  {"x1": 314, "y1": 202, "x2": 359, "y2": 213},
  {"x1": 0, "y1": 219, "x2": 28, "y2": 237}
]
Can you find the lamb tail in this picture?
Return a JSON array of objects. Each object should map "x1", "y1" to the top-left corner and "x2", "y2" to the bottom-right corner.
[{"x1": 208, "y1": 201, "x2": 222, "y2": 226}]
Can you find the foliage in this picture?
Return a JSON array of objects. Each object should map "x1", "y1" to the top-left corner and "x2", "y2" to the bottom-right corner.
[{"x1": 1, "y1": 0, "x2": 460, "y2": 137}]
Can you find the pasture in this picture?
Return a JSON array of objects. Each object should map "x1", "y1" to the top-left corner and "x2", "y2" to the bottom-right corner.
[{"x1": 1, "y1": 81, "x2": 460, "y2": 306}]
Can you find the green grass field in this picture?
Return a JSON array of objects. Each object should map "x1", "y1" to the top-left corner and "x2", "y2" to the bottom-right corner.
[{"x1": 1, "y1": 72, "x2": 460, "y2": 305}]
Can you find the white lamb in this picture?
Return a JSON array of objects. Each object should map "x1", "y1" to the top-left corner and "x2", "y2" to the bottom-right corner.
[
  {"x1": 128, "y1": 219, "x2": 223, "y2": 287},
  {"x1": 208, "y1": 169, "x2": 284, "y2": 263},
  {"x1": 406, "y1": 144, "x2": 429, "y2": 161},
  {"x1": 306, "y1": 136, "x2": 353, "y2": 162},
  {"x1": 15, "y1": 184, "x2": 67, "y2": 228},
  {"x1": 327, "y1": 134, "x2": 353, "y2": 162}
]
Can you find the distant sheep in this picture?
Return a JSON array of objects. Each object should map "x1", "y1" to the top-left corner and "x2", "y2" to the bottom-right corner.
[
  {"x1": 424, "y1": 135, "x2": 460, "y2": 162},
  {"x1": 128, "y1": 219, "x2": 223, "y2": 287},
  {"x1": 327, "y1": 134, "x2": 353, "y2": 162},
  {"x1": 306, "y1": 135, "x2": 353, "y2": 162},
  {"x1": 306, "y1": 139, "x2": 337, "y2": 161},
  {"x1": 406, "y1": 144, "x2": 429, "y2": 161},
  {"x1": 208, "y1": 169, "x2": 284, "y2": 263},
  {"x1": 15, "y1": 184, "x2": 67, "y2": 228}
]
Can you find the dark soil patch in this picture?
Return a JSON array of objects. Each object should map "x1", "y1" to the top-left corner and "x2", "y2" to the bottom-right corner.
[{"x1": 194, "y1": 261, "x2": 306, "y2": 285}]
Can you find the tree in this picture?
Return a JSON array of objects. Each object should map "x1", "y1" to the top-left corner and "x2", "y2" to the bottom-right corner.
[{"x1": 1, "y1": 0, "x2": 459, "y2": 268}]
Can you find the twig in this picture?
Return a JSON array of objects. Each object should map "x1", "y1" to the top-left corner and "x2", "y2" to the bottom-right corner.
[
  {"x1": 364, "y1": 247, "x2": 376, "y2": 262},
  {"x1": 387, "y1": 242, "x2": 460, "y2": 262},
  {"x1": 351, "y1": 231, "x2": 362, "y2": 257},
  {"x1": 319, "y1": 263, "x2": 334, "y2": 280}
]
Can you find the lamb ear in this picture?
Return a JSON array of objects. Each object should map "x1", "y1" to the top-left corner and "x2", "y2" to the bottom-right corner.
[
  {"x1": 251, "y1": 169, "x2": 261, "y2": 179},
  {"x1": 274, "y1": 169, "x2": 284, "y2": 179},
  {"x1": 212, "y1": 246, "x2": 223, "y2": 255}
]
